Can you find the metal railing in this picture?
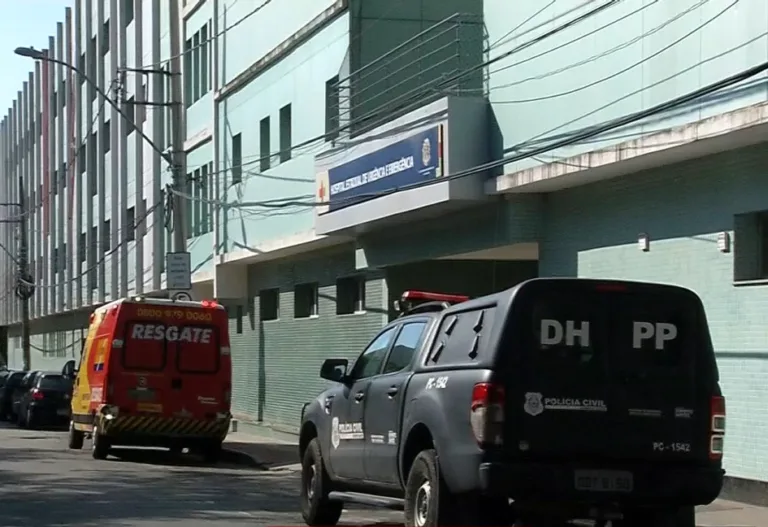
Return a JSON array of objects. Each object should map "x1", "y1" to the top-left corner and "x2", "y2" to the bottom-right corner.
[{"x1": 329, "y1": 12, "x2": 487, "y2": 140}]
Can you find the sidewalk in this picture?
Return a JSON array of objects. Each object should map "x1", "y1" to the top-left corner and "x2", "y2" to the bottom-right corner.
[
  {"x1": 222, "y1": 422, "x2": 299, "y2": 470},
  {"x1": 697, "y1": 499, "x2": 768, "y2": 526}
]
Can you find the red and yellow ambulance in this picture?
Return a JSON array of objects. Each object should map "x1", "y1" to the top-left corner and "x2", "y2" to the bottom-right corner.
[{"x1": 63, "y1": 296, "x2": 232, "y2": 462}]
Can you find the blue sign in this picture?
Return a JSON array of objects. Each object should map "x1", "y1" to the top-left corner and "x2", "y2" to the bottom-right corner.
[{"x1": 322, "y1": 126, "x2": 443, "y2": 212}]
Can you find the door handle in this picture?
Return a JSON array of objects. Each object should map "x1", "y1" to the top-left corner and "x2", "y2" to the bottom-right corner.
[
  {"x1": 387, "y1": 386, "x2": 399, "y2": 397},
  {"x1": 354, "y1": 391, "x2": 365, "y2": 402},
  {"x1": 324, "y1": 395, "x2": 334, "y2": 410}
]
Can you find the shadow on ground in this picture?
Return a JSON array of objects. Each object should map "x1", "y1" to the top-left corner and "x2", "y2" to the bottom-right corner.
[{"x1": 224, "y1": 441, "x2": 297, "y2": 468}]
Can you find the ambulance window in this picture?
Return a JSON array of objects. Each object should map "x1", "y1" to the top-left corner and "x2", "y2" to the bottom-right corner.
[
  {"x1": 123, "y1": 322, "x2": 167, "y2": 371},
  {"x1": 528, "y1": 293, "x2": 603, "y2": 371},
  {"x1": 175, "y1": 325, "x2": 220, "y2": 374}
]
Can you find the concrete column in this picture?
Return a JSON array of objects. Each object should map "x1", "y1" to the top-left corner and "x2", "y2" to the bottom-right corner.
[
  {"x1": 109, "y1": 0, "x2": 119, "y2": 300},
  {"x1": 22, "y1": 80, "x2": 31, "y2": 319},
  {"x1": 151, "y1": 0, "x2": 163, "y2": 292},
  {"x1": 214, "y1": 263, "x2": 247, "y2": 300},
  {"x1": 11, "y1": 99, "x2": 17, "y2": 323},
  {"x1": 117, "y1": 0, "x2": 128, "y2": 299},
  {"x1": 133, "y1": 0, "x2": 145, "y2": 294},
  {"x1": 46, "y1": 37, "x2": 56, "y2": 316},
  {"x1": 32, "y1": 64, "x2": 41, "y2": 319},
  {"x1": 84, "y1": 0, "x2": 94, "y2": 306},
  {"x1": 65, "y1": 8, "x2": 75, "y2": 310},
  {"x1": 96, "y1": 0, "x2": 106, "y2": 303},
  {"x1": 56, "y1": 22, "x2": 65, "y2": 313},
  {"x1": 74, "y1": 0, "x2": 84, "y2": 309}
]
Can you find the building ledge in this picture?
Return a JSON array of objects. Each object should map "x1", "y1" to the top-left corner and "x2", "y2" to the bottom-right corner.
[
  {"x1": 488, "y1": 101, "x2": 768, "y2": 194},
  {"x1": 182, "y1": 0, "x2": 205, "y2": 21},
  {"x1": 184, "y1": 125, "x2": 212, "y2": 152},
  {"x1": 217, "y1": 229, "x2": 349, "y2": 267}
]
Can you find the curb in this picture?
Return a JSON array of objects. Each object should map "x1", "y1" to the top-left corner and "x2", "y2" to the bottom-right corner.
[{"x1": 221, "y1": 447, "x2": 267, "y2": 469}]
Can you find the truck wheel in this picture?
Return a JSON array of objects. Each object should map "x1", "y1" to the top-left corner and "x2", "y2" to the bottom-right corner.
[
  {"x1": 300, "y1": 438, "x2": 342, "y2": 526},
  {"x1": 91, "y1": 425, "x2": 110, "y2": 460},
  {"x1": 404, "y1": 449, "x2": 453, "y2": 527},
  {"x1": 68, "y1": 421, "x2": 84, "y2": 450},
  {"x1": 201, "y1": 441, "x2": 222, "y2": 464}
]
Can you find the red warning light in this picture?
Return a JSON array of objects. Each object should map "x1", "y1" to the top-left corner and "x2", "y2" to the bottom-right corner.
[{"x1": 401, "y1": 290, "x2": 469, "y2": 304}]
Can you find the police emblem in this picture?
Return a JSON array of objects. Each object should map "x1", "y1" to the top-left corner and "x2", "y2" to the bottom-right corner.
[
  {"x1": 524, "y1": 392, "x2": 544, "y2": 417},
  {"x1": 331, "y1": 416, "x2": 340, "y2": 449},
  {"x1": 421, "y1": 138, "x2": 431, "y2": 166}
]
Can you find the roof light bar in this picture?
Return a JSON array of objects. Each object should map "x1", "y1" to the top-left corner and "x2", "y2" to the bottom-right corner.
[{"x1": 401, "y1": 290, "x2": 469, "y2": 304}]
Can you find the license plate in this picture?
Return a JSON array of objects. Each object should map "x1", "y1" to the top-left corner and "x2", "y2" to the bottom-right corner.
[
  {"x1": 57, "y1": 408, "x2": 69, "y2": 417},
  {"x1": 574, "y1": 470, "x2": 633, "y2": 492}
]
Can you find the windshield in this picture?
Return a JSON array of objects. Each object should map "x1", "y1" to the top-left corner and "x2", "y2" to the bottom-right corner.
[{"x1": 38, "y1": 375, "x2": 72, "y2": 391}]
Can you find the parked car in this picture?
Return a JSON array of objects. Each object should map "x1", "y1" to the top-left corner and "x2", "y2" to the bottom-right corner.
[
  {"x1": 0, "y1": 371, "x2": 27, "y2": 420},
  {"x1": 16, "y1": 373, "x2": 72, "y2": 429},
  {"x1": 12, "y1": 371, "x2": 41, "y2": 421}
]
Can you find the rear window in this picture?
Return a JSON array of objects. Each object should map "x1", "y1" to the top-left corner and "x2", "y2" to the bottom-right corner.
[
  {"x1": 174, "y1": 325, "x2": 220, "y2": 374},
  {"x1": 527, "y1": 289, "x2": 696, "y2": 374},
  {"x1": 38, "y1": 375, "x2": 72, "y2": 391},
  {"x1": 7, "y1": 372, "x2": 24, "y2": 387},
  {"x1": 123, "y1": 321, "x2": 167, "y2": 371}
]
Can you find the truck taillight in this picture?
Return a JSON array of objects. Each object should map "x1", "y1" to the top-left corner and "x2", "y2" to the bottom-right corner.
[
  {"x1": 470, "y1": 382, "x2": 504, "y2": 446},
  {"x1": 709, "y1": 395, "x2": 725, "y2": 460}
]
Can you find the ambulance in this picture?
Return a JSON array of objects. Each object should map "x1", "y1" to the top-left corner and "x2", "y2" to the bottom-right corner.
[{"x1": 62, "y1": 296, "x2": 232, "y2": 462}]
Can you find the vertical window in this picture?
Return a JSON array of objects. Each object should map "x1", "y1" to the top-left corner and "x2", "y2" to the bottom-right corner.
[
  {"x1": 294, "y1": 283, "x2": 319, "y2": 318},
  {"x1": 141, "y1": 80, "x2": 147, "y2": 124},
  {"x1": 231, "y1": 133, "x2": 242, "y2": 184},
  {"x1": 336, "y1": 276, "x2": 365, "y2": 314},
  {"x1": 78, "y1": 144, "x2": 86, "y2": 174},
  {"x1": 200, "y1": 23, "x2": 208, "y2": 96},
  {"x1": 325, "y1": 76, "x2": 340, "y2": 141},
  {"x1": 102, "y1": 121, "x2": 110, "y2": 154},
  {"x1": 207, "y1": 161, "x2": 214, "y2": 232},
  {"x1": 61, "y1": 163, "x2": 67, "y2": 189},
  {"x1": 183, "y1": 39, "x2": 192, "y2": 107},
  {"x1": 53, "y1": 168, "x2": 58, "y2": 196},
  {"x1": 260, "y1": 288, "x2": 279, "y2": 321},
  {"x1": 52, "y1": 90, "x2": 58, "y2": 118},
  {"x1": 102, "y1": 20, "x2": 110, "y2": 55},
  {"x1": 102, "y1": 219, "x2": 111, "y2": 253},
  {"x1": 125, "y1": 96, "x2": 135, "y2": 134},
  {"x1": 79, "y1": 232, "x2": 86, "y2": 263},
  {"x1": 123, "y1": 0, "x2": 134, "y2": 26},
  {"x1": 89, "y1": 132, "x2": 97, "y2": 196},
  {"x1": 192, "y1": 31, "x2": 200, "y2": 103},
  {"x1": 62, "y1": 243, "x2": 67, "y2": 270},
  {"x1": 79, "y1": 52, "x2": 86, "y2": 86},
  {"x1": 200, "y1": 164, "x2": 209, "y2": 233},
  {"x1": 259, "y1": 117, "x2": 270, "y2": 172},
  {"x1": 279, "y1": 104, "x2": 292, "y2": 163},
  {"x1": 89, "y1": 37, "x2": 97, "y2": 101},
  {"x1": 193, "y1": 168, "x2": 201, "y2": 235},
  {"x1": 126, "y1": 206, "x2": 135, "y2": 241},
  {"x1": 53, "y1": 247, "x2": 59, "y2": 274}
]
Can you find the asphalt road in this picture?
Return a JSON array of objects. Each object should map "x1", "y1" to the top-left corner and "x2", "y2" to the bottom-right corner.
[{"x1": 0, "y1": 422, "x2": 401, "y2": 527}]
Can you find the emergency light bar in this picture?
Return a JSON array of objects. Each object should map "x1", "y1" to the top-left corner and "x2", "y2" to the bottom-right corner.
[{"x1": 401, "y1": 290, "x2": 469, "y2": 304}]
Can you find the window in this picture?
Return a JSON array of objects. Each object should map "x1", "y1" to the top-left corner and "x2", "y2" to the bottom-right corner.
[
  {"x1": 193, "y1": 168, "x2": 201, "y2": 235},
  {"x1": 259, "y1": 117, "x2": 270, "y2": 172},
  {"x1": 79, "y1": 232, "x2": 86, "y2": 263},
  {"x1": 62, "y1": 243, "x2": 67, "y2": 270},
  {"x1": 200, "y1": 23, "x2": 208, "y2": 96},
  {"x1": 231, "y1": 133, "x2": 242, "y2": 184},
  {"x1": 89, "y1": 37, "x2": 97, "y2": 100},
  {"x1": 102, "y1": 219, "x2": 111, "y2": 253},
  {"x1": 126, "y1": 206, "x2": 135, "y2": 241},
  {"x1": 294, "y1": 282, "x2": 318, "y2": 318},
  {"x1": 102, "y1": 121, "x2": 110, "y2": 153},
  {"x1": 336, "y1": 275, "x2": 365, "y2": 314},
  {"x1": 260, "y1": 288, "x2": 279, "y2": 321},
  {"x1": 78, "y1": 143, "x2": 86, "y2": 174},
  {"x1": 52, "y1": 90, "x2": 57, "y2": 118},
  {"x1": 60, "y1": 79, "x2": 66, "y2": 108},
  {"x1": 192, "y1": 31, "x2": 200, "y2": 103},
  {"x1": 125, "y1": 96, "x2": 135, "y2": 134},
  {"x1": 383, "y1": 322, "x2": 427, "y2": 374},
  {"x1": 89, "y1": 133, "x2": 98, "y2": 195},
  {"x1": 279, "y1": 104, "x2": 292, "y2": 163},
  {"x1": 123, "y1": 0, "x2": 134, "y2": 26},
  {"x1": 200, "y1": 163, "x2": 209, "y2": 233},
  {"x1": 53, "y1": 168, "x2": 58, "y2": 195},
  {"x1": 30, "y1": 189, "x2": 35, "y2": 210},
  {"x1": 61, "y1": 162, "x2": 67, "y2": 188},
  {"x1": 349, "y1": 327, "x2": 398, "y2": 380},
  {"x1": 123, "y1": 323, "x2": 166, "y2": 371},
  {"x1": 734, "y1": 211, "x2": 768, "y2": 281},
  {"x1": 206, "y1": 162, "x2": 214, "y2": 232},
  {"x1": 325, "y1": 76, "x2": 340, "y2": 141},
  {"x1": 53, "y1": 247, "x2": 59, "y2": 274},
  {"x1": 183, "y1": 39, "x2": 192, "y2": 107},
  {"x1": 79, "y1": 52, "x2": 86, "y2": 86},
  {"x1": 141, "y1": 80, "x2": 147, "y2": 124},
  {"x1": 175, "y1": 325, "x2": 220, "y2": 373},
  {"x1": 101, "y1": 20, "x2": 110, "y2": 55}
]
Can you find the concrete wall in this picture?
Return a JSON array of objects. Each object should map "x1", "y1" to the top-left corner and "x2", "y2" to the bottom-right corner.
[
  {"x1": 539, "y1": 143, "x2": 768, "y2": 481},
  {"x1": 485, "y1": 0, "x2": 768, "y2": 173}
]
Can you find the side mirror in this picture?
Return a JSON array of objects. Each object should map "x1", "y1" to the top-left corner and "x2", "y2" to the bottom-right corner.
[
  {"x1": 320, "y1": 358, "x2": 348, "y2": 383},
  {"x1": 61, "y1": 360, "x2": 76, "y2": 379}
]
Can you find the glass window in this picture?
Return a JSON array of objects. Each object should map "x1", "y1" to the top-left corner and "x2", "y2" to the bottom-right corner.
[
  {"x1": 383, "y1": 322, "x2": 427, "y2": 374},
  {"x1": 123, "y1": 322, "x2": 167, "y2": 371},
  {"x1": 175, "y1": 325, "x2": 220, "y2": 374},
  {"x1": 38, "y1": 375, "x2": 72, "y2": 391},
  {"x1": 349, "y1": 326, "x2": 397, "y2": 380}
]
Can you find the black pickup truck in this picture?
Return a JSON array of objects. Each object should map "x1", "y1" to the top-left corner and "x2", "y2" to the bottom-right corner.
[{"x1": 298, "y1": 278, "x2": 725, "y2": 527}]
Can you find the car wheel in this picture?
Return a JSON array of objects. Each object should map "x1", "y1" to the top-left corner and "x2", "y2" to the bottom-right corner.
[
  {"x1": 404, "y1": 449, "x2": 454, "y2": 527},
  {"x1": 68, "y1": 421, "x2": 84, "y2": 450},
  {"x1": 16, "y1": 409, "x2": 25, "y2": 427},
  {"x1": 91, "y1": 424, "x2": 110, "y2": 460},
  {"x1": 300, "y1": 438, "x2": 342, "y2": 526},
  {"x1": 25, "y1": 408, "x2": 35, "y2": 429}
]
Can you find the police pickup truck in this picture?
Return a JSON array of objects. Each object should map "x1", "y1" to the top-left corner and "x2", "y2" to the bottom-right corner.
[{"x1": 298, "y1": 278, "x2": 725, "y2": 527}]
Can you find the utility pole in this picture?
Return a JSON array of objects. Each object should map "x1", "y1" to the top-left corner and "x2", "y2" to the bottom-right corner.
[
  {"x1": 16, "y1": 174, "x2": 32, "y2": 371},
  {"x1": 167, "y1": 0, "x2": 187, "y2": 253}
]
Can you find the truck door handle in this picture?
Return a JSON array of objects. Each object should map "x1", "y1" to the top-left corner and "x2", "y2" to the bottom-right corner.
[
  {"x1": 354, "y1": 391, "x2": 365, "y2": 402},
  {"x1": 387, "y1": 386, "x2": 399, "y2": 397}
]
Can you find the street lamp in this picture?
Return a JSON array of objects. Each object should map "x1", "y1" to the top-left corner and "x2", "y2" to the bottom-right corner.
[{"x1": 14, "y1": 46, "x2": 172, "y2": 165}]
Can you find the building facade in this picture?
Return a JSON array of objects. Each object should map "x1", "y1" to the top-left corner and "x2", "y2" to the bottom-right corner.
[{"x1": 2, "y1": 0, "x2": 768, "y2": 490}]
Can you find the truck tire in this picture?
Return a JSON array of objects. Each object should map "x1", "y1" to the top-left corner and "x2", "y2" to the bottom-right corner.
[
  {"x1": 201, "y1": 441, "x2": 222, "y2": 464},
  {"x1": 300, "y1": 438, "x2": 343, "y2": 526},
  {"x1": 92, "y1": 424, "x2": 110, "y2": 460},
  {"x1": 68, "y1": 421, "x2": 84, "y2": 450},
  {"x1": 404, "y1": 449, "x2": 453, "y2": 527}
]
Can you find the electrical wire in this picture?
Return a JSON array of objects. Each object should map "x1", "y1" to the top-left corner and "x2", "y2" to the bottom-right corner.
[{"x1": 491, "y1": 0, "x2": 739, "y2": 104}]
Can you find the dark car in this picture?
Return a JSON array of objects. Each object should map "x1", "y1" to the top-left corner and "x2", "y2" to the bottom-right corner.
[
  {"x1": 0, "y1": 371, "x2": 27, "y2": 420},
  {"x1": 298, "y1": 279, "x2": 725, "y2": 527},
  {"x1": 12, "y1": 371, "x2": 42, "y2": 422},
  {"x1": 17, "y1": 373, "x2": 72, "y2": 429}
]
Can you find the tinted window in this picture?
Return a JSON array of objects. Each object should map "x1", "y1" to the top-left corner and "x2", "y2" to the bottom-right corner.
[
  {"x1": 6, "y1": 372, "x2": 24, "y2": 387},
  {"x1": 175, "y1": 326, "x2": 220, "y2": 374},
  {"x1": 350, "y1": 326, "x2": 398, "y2": 380},
  {"x1": 38, "y1": 376, "x2": 72, "y2": 391},
  {"x1": 123, "y1": 321, "x2": 166, "y2": 371},
  {"x1": 383, "y1": 322, "x2": 427, "y2": 374}
]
